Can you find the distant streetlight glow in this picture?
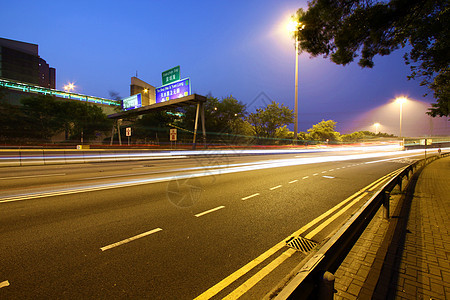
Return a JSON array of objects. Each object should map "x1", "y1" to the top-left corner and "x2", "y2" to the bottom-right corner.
[
  {"x1": 395, "y1": 97, "x2": 408, "y2": 138},
  {"x1": 64, "y1": 82, "x2": 75, "y2": 92},
  {"x1": 373, "y1": 122, "x2": 380, "y2": 134}
]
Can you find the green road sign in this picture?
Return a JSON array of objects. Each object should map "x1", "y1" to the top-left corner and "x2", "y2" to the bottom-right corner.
[{"x1": 162, "y1": 66, "x2": 180, "y2": 85}]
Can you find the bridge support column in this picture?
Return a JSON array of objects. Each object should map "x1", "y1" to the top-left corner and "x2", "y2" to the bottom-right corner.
[{"x1": 193, "y1": 101, "x2": 206, "y2": 150}]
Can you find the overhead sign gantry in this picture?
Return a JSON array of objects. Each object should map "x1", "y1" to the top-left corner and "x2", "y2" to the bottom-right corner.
[
  {"x1": 108, "y1": 94, "x2": 207, "y2": 149},
  {"x1": 109, "y1": 66, "x2": 207, "y2": 149}
]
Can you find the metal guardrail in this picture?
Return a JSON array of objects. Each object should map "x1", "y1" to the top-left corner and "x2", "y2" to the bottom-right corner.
[{"x1": 275, "y1": 152, "x2": 449, "y2": 299}]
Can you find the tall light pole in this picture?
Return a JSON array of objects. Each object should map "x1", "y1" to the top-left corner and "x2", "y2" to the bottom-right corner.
[
  {"x1": 287, "y1": 19, "x2": 304, "y2": 142},
  {"x1": 396, "y1": 97, "x2": 407, "y2": 138}
]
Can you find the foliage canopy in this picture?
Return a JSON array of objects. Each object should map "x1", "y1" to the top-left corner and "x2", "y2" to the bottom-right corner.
[
  {"x1": 0, "y1": 95, "x2": 112, "y2": 143},
  {"x1": 295, "y1": 0, "x2": 449, "y2": 117},
  {"x1": 180, "y1": 95, "x2": 250, "y2": 143},
  {"x1": 247, "y1": 101, "x2": 294, "y2": 142},
  {"x1": 307, "y1": 119, "x2": 342, "y2": 141}
]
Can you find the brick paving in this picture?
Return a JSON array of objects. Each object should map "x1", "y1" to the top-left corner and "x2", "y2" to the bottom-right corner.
[{"x1": 334, "y1": 156, "x2": 450, "y2": 300}]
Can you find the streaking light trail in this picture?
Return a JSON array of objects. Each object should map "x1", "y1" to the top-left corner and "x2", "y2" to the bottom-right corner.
[
  {"x1": 0, "y1": 144, "x2": 401, "y2": 165},
  {"x1": 0, "y1": 148, "x2": 443, "y2": 204}
]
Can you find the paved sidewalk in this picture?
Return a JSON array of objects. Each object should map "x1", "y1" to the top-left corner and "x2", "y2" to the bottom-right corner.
[{"x1": 334, "y1": 156, "x2": 450, "y2": 299}]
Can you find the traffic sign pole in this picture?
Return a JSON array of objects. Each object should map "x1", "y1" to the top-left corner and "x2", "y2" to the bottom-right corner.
[
  {"x1": 126, "y1": 127, "x2": 132, "y2": 146},
  {"x1": 170, "y1": 129, "x2": 177, "y2": 149}
]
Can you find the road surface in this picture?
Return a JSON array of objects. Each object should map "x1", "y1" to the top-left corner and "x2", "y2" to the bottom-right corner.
[{"x1": 0, "y1": 147, "x2": 434, "y2": 299}]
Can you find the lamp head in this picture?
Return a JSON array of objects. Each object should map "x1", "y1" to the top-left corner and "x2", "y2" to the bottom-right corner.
[
  {"x1": 287, "y1": 20, "x2": 298, "y2": 33},
  {"x1": 396, "y1": 97, "x2": 407, "y2": 104}
]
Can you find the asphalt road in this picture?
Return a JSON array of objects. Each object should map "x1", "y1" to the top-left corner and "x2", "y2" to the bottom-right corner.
[{"x1": 0, "y1": 148, "x2": 434, "y2": 299}]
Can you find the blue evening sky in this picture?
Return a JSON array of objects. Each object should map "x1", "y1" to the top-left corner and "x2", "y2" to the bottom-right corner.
[{"x1": 1, "y1": 0, "x2": 447, "y2": 135}]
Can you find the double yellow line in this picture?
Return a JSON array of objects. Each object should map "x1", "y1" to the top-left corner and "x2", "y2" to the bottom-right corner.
[{"x1": 195, "y1": 167, "x2": 405, "y2": 299}]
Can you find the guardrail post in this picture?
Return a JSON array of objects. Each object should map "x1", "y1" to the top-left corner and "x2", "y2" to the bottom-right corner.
[
  {"x1": 383, "y1": 191, "x2": 390, "y2": 219},
  {"x1": 318, "y1": 271, "x2": 335, "y2": 300},
  {"x1": 398, "y1": 177, "x2": 402, "y2": 192}
]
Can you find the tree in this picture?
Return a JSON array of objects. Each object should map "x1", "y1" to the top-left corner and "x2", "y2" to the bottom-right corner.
[
  {"x1": 307, "y1": 119, "x2": 341, "y2": 142},
  {"x1": 64, "y1": 102, "x2": 112, "y2": 142},
  {"x1": 294, "y1": 0, "x2": 449, "y2": 117},
  {"x1": 341, "y1": 131, "x2": 365, "y2": 142},
  {"x1": 109, "y1": 91, "x2": 123, "y2": 113},
  {"x1": 247, "y1": 101, "x2": 294, "y2": 143},
  {"x1": 180, "y1": 95, "x2": 249, "y2": 143},
  {"x1": 133, "y1": 110, "x2": 180, "y2": 143},
  {"x1": 0, "y1": 101, "x2": 32, "y2": 142},
  {"x1": 21, "y1": 95, "x2": 65, "y2": 140},
  {"x1": 275, "y1": 125, "x2": 294, "y2": 144},
  {"x1": 20, "y1": 95, "x2": 112, "y2": 142}
]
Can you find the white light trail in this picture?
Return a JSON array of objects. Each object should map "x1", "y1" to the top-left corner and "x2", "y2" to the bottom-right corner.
[
  {"x1": 0, "y1": 148, "x2": 444, "y2": 203},
  {"x1": 0, "y1": 144, "x2": 402, "y2": 163}
]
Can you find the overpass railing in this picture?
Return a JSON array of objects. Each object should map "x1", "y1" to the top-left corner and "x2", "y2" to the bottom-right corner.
[{"x1": 0, "y1": 78, "x2": 120, "y2": 107}]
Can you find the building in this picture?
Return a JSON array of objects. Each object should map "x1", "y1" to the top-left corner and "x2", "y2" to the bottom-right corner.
[
  {"x1": 0, "y1": 37, "x2": 55, "y2": 89},
  {"x1": 0, "y1": 37, "x2": 120, "y2": 115},
  {"x1": 39, "y1": 57, "x2": 56, "y2": 89},
  {"x1": 130, "y1": 76, "x2": 155, "y2": 107}
]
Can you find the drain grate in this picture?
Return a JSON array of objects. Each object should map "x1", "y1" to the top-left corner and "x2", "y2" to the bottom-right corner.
[{"x1": 285, "y1": 236, "x2": 318, "y2": 254}]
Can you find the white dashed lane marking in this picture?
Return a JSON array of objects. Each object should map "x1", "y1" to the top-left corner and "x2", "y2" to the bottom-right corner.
[
  {"x1": 269, "y1": 185, "x2": 282, "y2": 190},
  {"x1": 195, "y1": 206, "x2": 225, "y2": 217},
  {"x1": 242, "y1": 193, "x2": 260, "y2": 200},
  {"x1": 323, "y1": 176, "x2": 335, "y2": 179},
  {"x1": 101, "y1": 228, "x2": 162, "y2": 251},
  {"x1": 302, "y1": 176, "x2": 309, "y2": 179},
  {"x1": 289, "y1": 180, "x2": 298, "y2": 184},
  {"x1": 0, "y1": 280, "x2": 9, "y2": 289}
]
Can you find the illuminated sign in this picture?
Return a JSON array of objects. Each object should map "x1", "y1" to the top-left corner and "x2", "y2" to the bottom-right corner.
[
  {"x1": 170, "y1": 128, "x2": 177, "y2": 141},
  {"x1": 155, "y1": 78, "x2": 191, "y2": 103},
  {"x1": 122, "y1": 93, "x2": 142, "y2": 111},
  {"x1": 420, "y1": 139, "x2": 433, "y2": 145},
  {"x1": 162, "y1": 66, "x2": 180, "y2": 85}
]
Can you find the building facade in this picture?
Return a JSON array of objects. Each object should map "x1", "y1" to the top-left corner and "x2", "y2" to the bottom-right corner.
[
  {"x1": 0, "y1": 37, "x2": 55, "y2": 89},
  {"x1": 130, "y1": 76, "x2": 155, "y2": 107}
]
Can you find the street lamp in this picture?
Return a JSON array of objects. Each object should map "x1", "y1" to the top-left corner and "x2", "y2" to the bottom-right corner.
[
  {"x1": 395, "y1": 97, "x2": 407, "y2": 138},
  {"x1": 373, "y1": 122, "x2": 380, "y2": 134},
  {"x1": 287, "y1": 19, "x2": 305, "y2": 142},
  {"x1": 64, "y1": 82, "x2": 75, "y2": 92}
]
